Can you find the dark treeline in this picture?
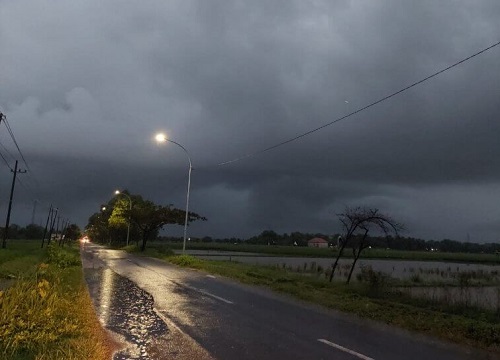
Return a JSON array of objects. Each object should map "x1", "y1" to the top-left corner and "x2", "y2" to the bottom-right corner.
[
  {"x1": 160, "y1": 230, "x2": 500, "y2": 254},
  {"x1": 0, "y1": 224, "x2": 45, "y2": 239},
  {"x1": 0, "y1": 223, "x2": 82, "y2": 241}
]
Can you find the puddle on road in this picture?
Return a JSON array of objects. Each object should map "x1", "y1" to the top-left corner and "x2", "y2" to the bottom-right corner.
[{"x1": 84, "y1": 267, "x2": 169, "y2": 359}]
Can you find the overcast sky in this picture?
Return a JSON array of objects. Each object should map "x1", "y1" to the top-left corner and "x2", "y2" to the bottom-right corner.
[{"x1": 1, "y1": 1, "x2": 499, "y2": 242}]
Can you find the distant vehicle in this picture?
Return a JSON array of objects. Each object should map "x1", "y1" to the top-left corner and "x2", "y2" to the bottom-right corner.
[{"x1": 80, "y1": 236, "x2": 90, "y2": 244}]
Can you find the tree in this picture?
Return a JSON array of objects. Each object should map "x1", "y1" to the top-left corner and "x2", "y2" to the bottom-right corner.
[
  {"x1": 24, "y1": 224, "x2": 44, "y2": 239},
  {"x1": 86, "y1": 192, "x2": 206, "y2": 250},
  {"x1": 108, "y1": 193, "x2": 140, "y2": 245},
  {"x1": 65, "y1": 224, "x2": 81, "y2": 242},
  {"x1": 122, "y1": 196, "x2": 206, "y2": 251},
  {"x1": 329, "y1": 207, "x2": 403, "y2": 283},
  {"x1": 85, "y1": 211, "x2": 111, "y2": 244}
]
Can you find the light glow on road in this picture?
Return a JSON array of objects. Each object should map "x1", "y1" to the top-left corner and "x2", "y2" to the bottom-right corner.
[
  {"x1": 100, "y1": 268, "x2": 114, "y2": 325},
  {"x1": 318, "y1": 339, "x2": 374, "y2": 360}
]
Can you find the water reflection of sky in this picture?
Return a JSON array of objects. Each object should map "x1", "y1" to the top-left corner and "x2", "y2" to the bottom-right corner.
[
  {"x1": 85, "y1": 268, "x2": 168, "y2": 360},
  {"x1": 194, "y1": 254, "x2": 500, "y2": 281}
]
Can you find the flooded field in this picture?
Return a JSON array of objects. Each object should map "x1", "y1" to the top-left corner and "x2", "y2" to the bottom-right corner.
[
  {"x1": 189, "y1": 251, "x2": 500, "y2": 281},
  {"x1": 184, "y1": 250, "x2": 500, "y2": 310}
]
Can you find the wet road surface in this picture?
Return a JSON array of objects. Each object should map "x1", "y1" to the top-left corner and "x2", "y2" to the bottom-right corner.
[
  {"x1": 81, "y1": 244, "x2": 496, "y2": 360},
  {"x1": 84, "y1": 267, "x2": 168, "y2": 359},
  {"x1": 81, "y1": 244, "x2": 213, "y2": 360}
]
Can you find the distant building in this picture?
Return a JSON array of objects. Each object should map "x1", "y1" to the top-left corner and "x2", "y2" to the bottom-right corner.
[{"x1": 307, "y1": 237, "x2": 328, "y2": 248}]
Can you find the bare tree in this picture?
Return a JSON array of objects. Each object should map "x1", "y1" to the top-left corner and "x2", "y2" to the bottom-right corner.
[{"x1": 329, "y1": 207, "x2": 403, "y2": 283}]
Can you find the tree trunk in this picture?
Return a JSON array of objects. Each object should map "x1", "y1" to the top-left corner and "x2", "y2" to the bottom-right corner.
[
  {"x1": 329, "y1": 244, "x2": 347, "y2": 282},
  {"x1": 346, "y1": 229, "x2": 368, "y2": 284},
  {"x1": 346, "y1": 249, "x2": 361, "y2": 284}
]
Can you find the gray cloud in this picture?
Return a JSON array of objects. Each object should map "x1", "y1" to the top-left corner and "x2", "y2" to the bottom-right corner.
[{"x1": 1, "y1": 1, "x2": 500, "y2": 242}]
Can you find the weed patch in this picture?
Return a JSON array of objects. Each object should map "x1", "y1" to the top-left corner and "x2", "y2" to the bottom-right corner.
[{"x1": 0, "y1": 241, "x2": 113, "y2": 359}]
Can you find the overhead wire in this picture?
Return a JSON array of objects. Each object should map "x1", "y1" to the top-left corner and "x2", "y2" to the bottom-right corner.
[
  {"x1": 1, "y1": 115, "x2": 40, "y2": 188},
  {"x1": 2, "y1": 117, "x2": 31, "y2": 172},
  {"x1": 0, "y1": 149, "x2": 13, "y2": 170},
  {"x1": 214, "y1": 40, "x2": 500, "y2": 167},
  {"x1": 0, "y1": 140, "x2": 17, "y2": 163}
]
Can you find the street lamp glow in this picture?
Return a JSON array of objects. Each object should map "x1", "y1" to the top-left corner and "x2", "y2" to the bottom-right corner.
[
  {"x1": 154, "y1": 132, "x2": 192, "y2": 254},
  {"x1": 155, "y1": 133, "x2": 167, "y2": 143},
  {"x1": 114, "y1": 190, "x2": 120, "y2": 195}
]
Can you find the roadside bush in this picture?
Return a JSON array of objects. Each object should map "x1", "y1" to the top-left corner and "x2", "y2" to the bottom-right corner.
[
  {"x1": 155, "y1": 245, "x2": 174, "y2": 256},
  {"x1": 356, "y1": 265, "x2": 390, "y2": 295},
  {"x1": 122, "y1": 244, "x2": 140, "y2": 253},
  {"x1": 47, "y1": 244, "x2": 80, "y2": 268},
  {"x1": 169, "y1": 254, "x2": 202, "y2": 268}
]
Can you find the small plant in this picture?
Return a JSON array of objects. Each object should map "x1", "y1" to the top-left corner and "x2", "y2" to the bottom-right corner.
[
  {"x1": 458, "y1": 272, "x2": 472, "y2": 288},
  {"x1": 317, "y1": 265, "x2": 324, "y2": 275},
  {"x1": 310, "y1": 262, "x2": 317, "y2": 272},
  {"x1": 357, "y1": 265, "x2": 390, "y2": 295},
  {"x1": 410, "y1": 274, "x2": 422, "y2": 283}
]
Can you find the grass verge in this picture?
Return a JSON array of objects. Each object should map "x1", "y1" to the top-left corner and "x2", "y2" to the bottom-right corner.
[
  {"x1": 0, "y1": 240, "x2": 115, "y2": 360},
  {"x1": 156, "y1": 253, "x2": 499, "y2": 351}
]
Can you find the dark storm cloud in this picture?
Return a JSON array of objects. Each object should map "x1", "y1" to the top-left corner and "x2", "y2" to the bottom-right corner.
[{"x1": 1, "y1": 1, "x2": 500, "y2": 241}]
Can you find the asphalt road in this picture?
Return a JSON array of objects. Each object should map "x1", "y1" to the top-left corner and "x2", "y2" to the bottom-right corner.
[{"x1": 82, "y1": 244, "x2": 495, "y2": 360}]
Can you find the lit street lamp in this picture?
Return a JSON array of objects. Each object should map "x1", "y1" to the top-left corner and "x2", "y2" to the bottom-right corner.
[
  {"x1": 114, "y1": 190, "x2": 132, "y2": 246},
  {"x1": 155, "y1": 133, "x2": 192, "y2": 254}
]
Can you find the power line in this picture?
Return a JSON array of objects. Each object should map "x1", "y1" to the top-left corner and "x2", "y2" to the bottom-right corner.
[
  {"x1": 215, "y1": 40, "x2": 500, "y2": 167},
  {"x1": 2, "y1": 117, "x2": 32, "y2": 173},
  {"x1": 1, "y1": 115, "x2": 40, "y2": 187},
  {"x1": 0, "y1": 141, "x2": 17, "y2": 163},
  {"x1": 0, "y1": 149, "x2": 13, "y2": 170}
]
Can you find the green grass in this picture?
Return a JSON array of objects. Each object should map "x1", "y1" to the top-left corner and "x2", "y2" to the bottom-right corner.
[
  {"x1": 158, "y1": 241, "x2": 500, "y2": 264},
  {"x1": 158, "y1": 253, "x2": 500, "y2": 350},
  {"x1": 0, "y1": 240, "x2": 46, "y2": 282},
  {"x1": 0, "y1": 240, "x2": 114, "y2": 360}
]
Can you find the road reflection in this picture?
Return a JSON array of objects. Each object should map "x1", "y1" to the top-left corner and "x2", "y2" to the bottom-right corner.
[{"x1": 84, "y1": 267, "x2": 168, "y2": 359}]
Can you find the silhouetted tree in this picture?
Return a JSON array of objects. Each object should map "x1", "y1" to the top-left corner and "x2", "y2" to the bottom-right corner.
[{"x1": 330, "y1": 207, "x2": 403, "y2": 283}]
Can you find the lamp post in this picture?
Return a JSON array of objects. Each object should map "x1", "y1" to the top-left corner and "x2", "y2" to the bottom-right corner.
[
  {"x1": 114, "y1": 190, "x2": 132, "y2": 246},
  {"x1": 155, "y1": 133, "x2": 192, "y2": 254}
]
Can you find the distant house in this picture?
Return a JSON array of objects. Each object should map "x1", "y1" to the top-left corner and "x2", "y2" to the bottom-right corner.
[{"x1": 307, "y1": 237, "x2": 328, "y2": 248}]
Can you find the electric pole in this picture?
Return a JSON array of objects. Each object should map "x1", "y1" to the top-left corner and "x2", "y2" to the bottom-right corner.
[
  {"x1": 2, "y1": 160, "x2": 27, "y2": 249},
  {"x1": 41, "y1": 205, "x2": 53, "y2": 248},
  {"x1": 47, "y1": 207, "x2": 58, "y2": 246}
]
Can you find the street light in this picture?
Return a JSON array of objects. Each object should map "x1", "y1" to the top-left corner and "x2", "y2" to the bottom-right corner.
[
  {"x1": 155, "y1": 132, "x2": 192, "y2": 254},
  {"x1": 114, "y1": 190, "x2": 132, "y2": 246}
]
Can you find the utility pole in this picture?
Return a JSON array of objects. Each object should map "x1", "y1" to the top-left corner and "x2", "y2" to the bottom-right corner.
[
  {"x1": 55, "y1": 215, "x2": 60, "y2": 244},
  {"x1": 61, "y1": 219, "x2": 70, "y2": 246},
  {"x1": 41, "y1": 205, "x2": 53, "y2": 248},
  {"x1": 47, "y1": 207, "x2": 58, "y2": 246},
  {"x1": 2, "y1": 160, "x2": 27, "y2": 249},
  {"x1": 58, "y1": 218, "x2": 67, "y2": 246}
]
